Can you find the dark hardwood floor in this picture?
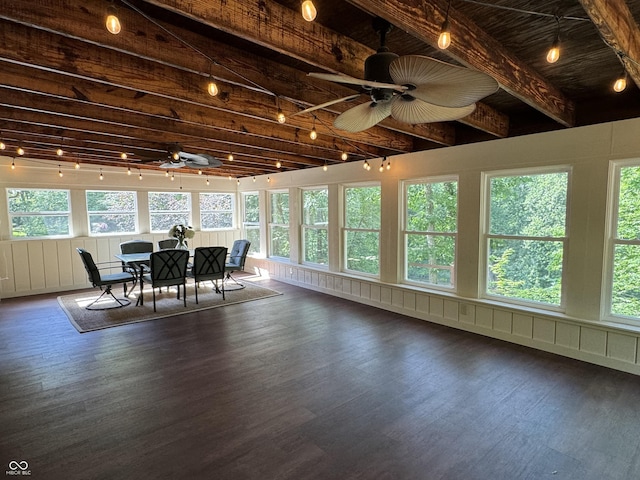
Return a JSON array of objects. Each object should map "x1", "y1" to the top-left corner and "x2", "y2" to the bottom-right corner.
[{"x1": 2, "y1": 278, "x2": 640, "y2": 479}]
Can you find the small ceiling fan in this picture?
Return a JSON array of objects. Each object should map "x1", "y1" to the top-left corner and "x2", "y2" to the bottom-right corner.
[
  {"x1": 140, "y1": 143, "x2": 223, "y2": 169},
  {"x1": 296, "y1": 18, "x2": 499, "y2": 132}
]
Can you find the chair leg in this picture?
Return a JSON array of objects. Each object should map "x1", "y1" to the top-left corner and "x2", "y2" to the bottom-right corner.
[
  {"x1": 182, "y1": 282, "x2": 187, "y2": 307},
  {"x1": 195, "y1": 281, "x2": 199, "y2": 304},
  {"x1": 86, "y1": 285, "x2": 131, "y2": 310},
  {"x1": 152, "y1": 288, "x2": 157, "y2": 312}
]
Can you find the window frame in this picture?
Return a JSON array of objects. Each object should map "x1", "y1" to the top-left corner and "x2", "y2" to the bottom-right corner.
[
  {"x1": 86, "y1": 189, "x2": 138, "y2": 236},
  {"x1": 199, "y1": 192, "x2": 235, "y2": 231},
  {"x1": 301, "y1": 186, "x2": 329, "y2": 267},
  {"x1": 342, "y1": 182, "x2": 381, "y2": 278},
  {"x1": 147, "y1": 191, "x2": 192, "y2": 234},
  {"x1": 241, "y1": 191, "x2": 260, "y2": 256},
  {"x1": 7, "y1": 188, "x2": 72, "y2": 239},
  {"x1": 481, "y1": 166, "x2": 571, "y2": 311},
  {"x1": 604, "y1": 159, "x2": 640, "y2": 325},
  {"x1": 268, "y1": 189, "x2": 290, "y2": 260},
  {"x1": 402, "y1": 175, "x2": 458, "y2": 291}
]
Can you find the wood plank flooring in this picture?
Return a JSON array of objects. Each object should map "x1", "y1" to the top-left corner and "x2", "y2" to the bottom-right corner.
[{"x1": 2, "y1": 278, "x2": 640, "y2": 479}]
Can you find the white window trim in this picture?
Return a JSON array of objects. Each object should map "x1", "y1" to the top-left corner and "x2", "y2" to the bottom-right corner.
[
  {"x1": 86, "y1": 190, "x2": 138, "y2": 236},
  {"x1": 480, "y1": 166, "x2": 572, "y2": 312},
  {"x1": 401, "y1": 175, "x2": 458, "y2": 291},
  {"x1": 268, "y1": 190, "x2": 290, "y2": 259},
  {"x1": 7, "y1": 188, "x2": 72, "y2": 239},
  {"x1": 342, "y1": 183, "x2": 381, "y2": 278},
  {"x1": 199, "y1": 192, "x2": 235, "y2": 231},
  {"x1": 148, "y1": 191, "x2": 192, "y2": 234},
  {"x1": 301, "y1": 186, "x2": 329, "y2": 267}
]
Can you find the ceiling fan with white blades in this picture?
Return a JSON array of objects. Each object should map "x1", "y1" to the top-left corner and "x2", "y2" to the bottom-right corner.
[
  {"x1": 142, "y1": 143, "x2": 223, "y2": 169},
  {"x1": 296, "y1": 18, "x2": 499, "y2": 133}
]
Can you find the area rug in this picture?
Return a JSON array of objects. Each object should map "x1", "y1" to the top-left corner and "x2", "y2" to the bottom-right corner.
[{"x1": 58, "y1": 278, "x2": 281, "y2": 333}]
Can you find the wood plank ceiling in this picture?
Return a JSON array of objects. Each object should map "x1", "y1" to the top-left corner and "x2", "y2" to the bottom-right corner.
[{"x1": 1, "y1": 0, "x2": 639, "y2": 178}]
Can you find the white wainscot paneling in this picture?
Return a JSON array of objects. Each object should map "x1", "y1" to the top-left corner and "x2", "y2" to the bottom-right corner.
[
  {"x1": 380, "y1": 286, "x2": 392, "y2": 305},
  {"x1": 27, "y1": 241, "x2": 46, "y2": 290},
  {"x1": 533, "y1": 317, "x2": 556, "y2": 344},
  {"x1": 556, "y1": 322, "x2": 581, "y2": 350},
  {"x1": 606, "y1": 332, "x2": 637, "y2": 364},
  {"x1": 429, "y1": 297, "x2": 444, "y2": 318},
  {"x1": 476, "y1": 306, "x2": 493, "y2": 329},
  {"x1": 360, "y1": 282, "x2": 371, "y2": 299},
  {"x1": 513, "y1": 313, "x2": 533, "y2": 339},
  {"x1": 459, "y1": 303, "x2": 476, "y2": 325},
  {"x1": 444, "y1": 299, "x2": 458, "y2": 321},
  {"x1": 392, "y1": 288, "x2": 404, "y2": 308},
  {"x1": 403, "y1": 291, "x2": 416, "y2": 311},
  {"x1": 416, "y1": 294, "x2": 429, "y2": 314},
  {"x1": 493, "y1": 310, "x2": 513, "y2": 334},
  {"x1": 580, "y1": 327, "x2": 607, "y2": 356}
]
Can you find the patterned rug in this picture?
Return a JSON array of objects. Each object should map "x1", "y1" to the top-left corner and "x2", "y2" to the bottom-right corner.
[{"x1": 58, "y1": 278, "x2": 281, "y2": 333}]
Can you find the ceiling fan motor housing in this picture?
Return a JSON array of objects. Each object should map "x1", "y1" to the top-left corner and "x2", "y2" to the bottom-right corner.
[{"x1": 364, "y1": 49, "x2": 399, "y2": 85}]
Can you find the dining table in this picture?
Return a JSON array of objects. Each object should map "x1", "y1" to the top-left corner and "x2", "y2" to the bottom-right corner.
[
  {"x1": 114, "y1": 251, "x2": 152, "y2": 306},
  {"x1": 115, "y1": 250, "x2": 195, "y2": 306}
]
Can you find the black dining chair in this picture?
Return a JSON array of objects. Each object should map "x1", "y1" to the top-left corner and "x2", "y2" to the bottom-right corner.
[
  {"x1": 224, "y1": 239, "x2": 251, "y2": 289},
  {"x1": 119, "y1": 240, "x2": 153, "y2": 289},
  {"x1": 142, "y1": 249, "x2": 190, "y2": 312},
  {"x1": 76, "y1": 248, "x2": 135, "y2": 310},
  {"x1": 158, "y1": 238, "x2": 179, "y2": 250},
  {"x1": 190, "y1": 246, "x2": 227, "y2": 303}
]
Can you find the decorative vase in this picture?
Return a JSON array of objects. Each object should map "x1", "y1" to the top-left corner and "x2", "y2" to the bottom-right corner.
[{"x1": 176, "y1": 238, "x2": 189, "y2": 250}]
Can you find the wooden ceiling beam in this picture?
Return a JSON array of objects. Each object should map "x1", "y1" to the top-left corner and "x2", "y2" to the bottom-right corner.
[
  {"x1": 0, "y1": 0, "x2": 457, "y2": 145},
  {"x1": 140, "y1": 0, "x2": 506, "y2": 137},
  {"x1": 347, "y1": 0, "x2": 575, "y2": 127},
  {"x1": 578, "y1": 0, "x2": 640, "y2": 90},
  {"x1": 0, "y1": 20, "x2": 411, "y2": 154}
]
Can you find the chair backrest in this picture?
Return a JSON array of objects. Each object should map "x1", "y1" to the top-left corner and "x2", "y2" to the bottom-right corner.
[
  {"x1": 227, "y1": 239, "x2": 251, "y2": 269},
  {"x1": 158, "y1": 238, "x2": 179, "y2": 250},
  {"x1": 76, "y1": 248, "x2": 101, "y2": 286},
  {"x1": 193, "y1": 246, "x2": 227, "y2": 282},
  {"x1": 120, "y1": 239, "x2": 153, "y2": 255},
  {"x1": 149, "y1": 249, "x2": 189, "y2": 288}
]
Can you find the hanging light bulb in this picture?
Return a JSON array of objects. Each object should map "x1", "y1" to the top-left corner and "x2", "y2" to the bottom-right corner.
[
  {"x1": 206, "y1": 176, "x2": 210, "y2": 186},
  {"x1": 127, "y1": 166, "x2": 131, "y2": 175},
  {"x1": 138, "y1": 169, "x2": 143, "y2": 180},
  {"x1": 277, "y1": 108, "x2": 286, "y2": 124},
  {"x1": 310, "y1": 117, "x2": 318, "y2": 140},
  {"x1": 228, "y1": 153, "x2": 234, "y2": 161},
  {"x1": 546, "y1": 17, "x2": 561, "y2": 64},
  {"x1": 379, "y1": 162, "x2": 384, "y2": 172},
  {"x1": 58, "y1": 165, "x2": 63, "y2": 178},
  {"x1": 75, "y1": 161, "x2": 80, "y2": 170},
  {"x1": 120, "y1": 152, "x2": 127, "y2": 160},
  {"x1": 198, "y1": 169, "x2": 203, "y2": 175},
  {"x1": 267, "y1": 176, "x2": 271, "y2": 183},
  {"x1": 17, "y1": 147, "x2": 24, "y2": 156},
  {"x1": 613, "y1": 73, "x2": 627, "y2": 92},
  {"x1": 228, "y1": 175, "x2": 232, "y2": 180},
  {"x1": 56, "y1": 147, "x2": 63, "y2": 157},
  {"x1": 237, "y1": 178, "x2": 240, "y2": 185},
  {"x1": 253, "y1": 176, "x2": 256, "y2": 182},
  {"x1": 323, "y1": 162, "x2": 328, "y2": 172},
  {"x1": 363, "y1": 160, "x2": 369, "y2": 170},
  {"x1": 341, "y1": 151, "x2": 348, "y2": 161},
  {"x1": 165, "y1": 170, "x2": 169, "y2": 178},
  {"x1": 438, "y1": 0, "x2": 451, "y2": 50},
  {"x1": 301, "y1": 0, "x2": 317, "y2": 22},
  {"x1": 276, "y1": 160, "x2": 282, "y2": 169},
  {"x1": 171, "y1": 172, "x2": 175, "y2": 181},
  {"x1": 99, "y1": 169, "x2": 104, "y2": 181},
  {"x1": 105, "y1": 2, "x2": 121, "y2": 35},
  {"x1": 11, "y1": 158, "x2": 15, "y2": 170},
  {"x1": 386, "y1": 159, "x2": 391, "y2": 170},
  {"x1": 0, "y1": 140, "x2": 5, "y2": 150},
  {"x1": 207, "y1": 76, "x2": 219, "y2": 97},
  {"x1": 438, "y1": 20, "x2": 451, "y2": 49}
]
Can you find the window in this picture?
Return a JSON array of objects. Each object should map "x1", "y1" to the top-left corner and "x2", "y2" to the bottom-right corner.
[
  {"x1": 404, "y1": 178, "x2": 457, "y2": 288},
  {"x1": 86, "y1": 190, "x2": 137, "y2": 235},
  {"x1": 200, "y1": 193, "x2": 234, "y2": 230},
  {"x1": 344, "y1": 184, "x2": 380, "y2": 276},
  {"x1": 609, "y1": 163, "x2": 640, "y2": 320},
  {"x1": 242, "y1": 192, "x2": 260, "y2": 255},
  {"x1": 302, "y1": 188, "x2": 328, "y2": 265},
  {"x1": 269, "y1": 191, "x2": 289, "y2": 259},
  {"x1": 148, "y1": 192, "x2": 191, "y2": 233},
  {"x1": 7, "y1": 188, "x2": 71, "y2": 238},
  {"x1": 484, "y1": 169, "x2": 568, "y2": 307}
]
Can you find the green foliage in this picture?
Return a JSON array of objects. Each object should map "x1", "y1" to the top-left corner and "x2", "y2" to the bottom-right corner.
[
  {"x1": 487, "y1": 172, "x2": 567, "y2": 305},
  {"x1": 86, "y1": 191, "x2": 137, "y2": 234},
  {"x1": 200, "y1": 193, "x2": 233, "y2": 229},
  {"x1": 270, "y1": 225, "x2": 290, "y2": 258},
  {"x1": 303, "y1": 189, "x2": 328, "y2": 265},
  {"x1": 345, "y1": 186, "x2": 380, "y2": 275},
  {"x1": 243, "y1": 193, "x2": 260, "y2": 254},
  {"x1": 270, "y1": 192, "x2": 289, "y2": 224},
  {"x1": 8, "y1": 189, "x2": 70, "y2": 237},
  {"x1": 405, "y1": 181, "x2": 457, "y2": 286},
  {"x1": 148, "y1": 192, "x2": 190, "y2": 232}
]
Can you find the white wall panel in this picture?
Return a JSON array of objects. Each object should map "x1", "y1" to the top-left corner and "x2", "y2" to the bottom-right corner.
[
  {"x1": 580, "y1": 327, "x2": 607, "y2": 356},
  {"x1": 27, "y1": 241, "x2": 45, "y2": 290}
]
